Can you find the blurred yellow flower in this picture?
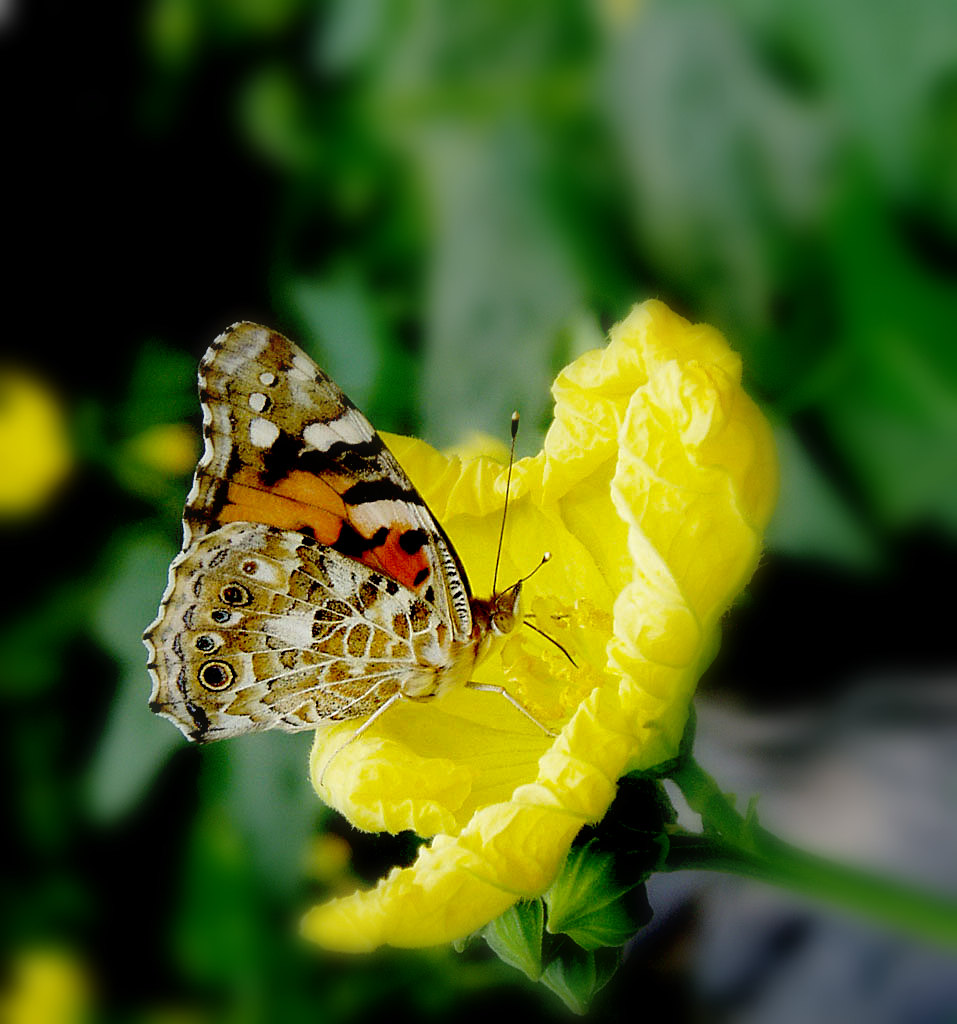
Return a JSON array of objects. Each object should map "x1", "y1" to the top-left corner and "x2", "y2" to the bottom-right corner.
[
  {"x1": 0, "y1": 948, "x2": 91, "y2": 1024},
  {"x1": 0, "y1": 371, "x2": 71, "y2": 516},
  {"x1": 303, "y1": 832, "x2": 354, "y2": 887},
  {"x1": 442, "y1": 430, "x2": 510, "y2": 466},
  {"x1": 125, "y1": 422, "x2": 199, "y2": 476},
  {"x1": 302, "y1": 300, "x2": 777, "y2": 951}
]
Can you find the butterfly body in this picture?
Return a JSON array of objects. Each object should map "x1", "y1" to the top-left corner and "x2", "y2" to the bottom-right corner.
[{"x1": 144, "y1": 322, "x2": 520, "y2": 742}]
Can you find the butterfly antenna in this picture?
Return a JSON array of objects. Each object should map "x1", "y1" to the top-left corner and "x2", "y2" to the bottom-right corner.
[
  {"x1": 508, "y1": 550, "x2": 551, "y2": 590},
  {"x1": 492, "y1": 411, "x2": 520, "y2": 596},
  {"x1": 522, "y1": 619, "x2": 578, "y2": 667}
]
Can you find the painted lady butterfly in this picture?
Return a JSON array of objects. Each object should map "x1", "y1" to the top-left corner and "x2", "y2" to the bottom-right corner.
[{"x1": 144, "y1": 322, "x2": 540, "y2": 744}]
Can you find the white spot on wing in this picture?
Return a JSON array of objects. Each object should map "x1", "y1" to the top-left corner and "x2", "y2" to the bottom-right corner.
[
  {"x1": 259, "y1": 371, "x2": 276, "y2": 386},
  {"x1": 214, "y1": 324, "x2": 270, "y2": 374},
  {"x1": 249, "y1": 417, "x2": 280, "y2": 448},
  {"x1": 265, "y1": 614, "x2": 317, "y2": 649},
  {"x1": 350, "y1": 499, "x2": 409, "y2": 534},
  {"x1": 249, "y1": 392, "x2": 268, "y2": 413},
  {"x1": 291, "y1": 354, "x2": 315, "y2": 381},
  {"x1": 302, "y1": 422, "x2": 333, "y2": 450},
  {"x1": 303, "y1": 413, "x2": 372, "y2": 450}
]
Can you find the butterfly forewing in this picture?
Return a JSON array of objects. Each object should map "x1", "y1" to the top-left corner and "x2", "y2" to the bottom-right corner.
[{"x1": 186, "y1": 322, "x2": 472, "y2": 638}]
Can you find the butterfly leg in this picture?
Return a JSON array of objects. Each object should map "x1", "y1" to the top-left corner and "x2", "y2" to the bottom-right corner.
[
  {"x1": 317, "y1": 691, "x2": 406, "y2": 788},
  {"x1": 465, "y1": 681, "x2": 557, "y2": 737}
]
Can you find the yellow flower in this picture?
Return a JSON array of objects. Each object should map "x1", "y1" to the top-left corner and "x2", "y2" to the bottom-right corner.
[
  {"x1": 0, "y1": 948, "x2": 91, "y2": 1024},
  {"x1": 303, "y1": 832, "x2": 354, "y2": 887},
  {"x1": 124, "y1": 422, "x2": 199, "y2": 476},
  {"x1": 301, "y1": 300, "x2": 777, "y2": 951},
  {"x1": 0, "y1": 371, "x2": 71, "y2": 516}
]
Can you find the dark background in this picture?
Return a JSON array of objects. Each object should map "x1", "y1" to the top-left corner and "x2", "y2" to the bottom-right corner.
[{"x1": 2, "y1": 1, "x2": 957, "y2": 1021}]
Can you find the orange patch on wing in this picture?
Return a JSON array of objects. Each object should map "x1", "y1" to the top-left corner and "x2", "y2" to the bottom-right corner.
[
  {"x1": 215, "y1": 469, "x2": 432, "y2": 594},
  {"x1": 373, "y1": 528, "x2": 430, "y2": 593},
  {"x1": 218, "y1": 468, "x2": 346, "y2": 543}
]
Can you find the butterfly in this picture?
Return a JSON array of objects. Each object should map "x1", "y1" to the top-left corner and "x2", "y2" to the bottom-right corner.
[{"x1": 144, "y1": 322, "x2": 543, "y2": 744}]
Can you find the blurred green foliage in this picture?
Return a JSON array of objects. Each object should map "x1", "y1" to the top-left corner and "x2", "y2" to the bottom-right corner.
[{"x1": 3, "y1": 0, "x2": 957, "y2": 1019}]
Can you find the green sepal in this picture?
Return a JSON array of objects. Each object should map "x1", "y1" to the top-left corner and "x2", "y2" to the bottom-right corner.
[
  {"x1": 540, "y1": 940, "x2": 620, "y2": 1015},
  {"x1": 482, "y1": 898, "x2": 544, "y2": 980},
  {"x1": 593, "y1": 776, "x2": 676, "y2": 870},
  {"x1": 543, "y1": 838, "x2": 651, "y2": 950}
]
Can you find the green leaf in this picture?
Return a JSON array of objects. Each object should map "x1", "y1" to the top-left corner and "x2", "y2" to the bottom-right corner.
[
  {"x1": 317, "y1": 0, "x2": 392, "y2": 72},
  {"x1": 418, "y1": 119, "x2": 579, "y2": 449},
  {"x1": 544, "y1": 839, "x2": 647, "y2": 950},
  {"x1": 285, "y1": 266, "x2": 384, "y2": 411},
  {"x1": 173, "y1": 801, "x2": 263, "y2": 987},
  {"x1": 482, "y1": 899, "x2": 544, "y2": 981},
  {"x1": 822, "y1": 182, "x2": 957, "y2": 534},
  {"x1": 0, "y1": 582, "x2": 88, "y2": 696},
  {"x1": 119, "y1": 340, "x2": 196, "y2": 436},
  {"x1": 540, "y1": 942, "x2": 619, "y2": 1015},
  {"x1": 603, "y1": 5, "x2": 830, "y2": 351},
  {"x1": 85, "y1": 532, "x2": 182, "y2": 820},
  {"x1": 238, "y1": 64, "x2": 320, "y2": 174},
  {"x1": 223, "y1": 730, "x2": 318, "y2": 898},
  {"x1": 765, "y1": 425, "x2": 879, "y2": 569}
]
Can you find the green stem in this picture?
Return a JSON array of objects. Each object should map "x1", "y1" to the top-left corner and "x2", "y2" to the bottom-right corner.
[
  {"x1": 665, "y1": 757, "x2": 957, "y2": 950},
  {"x1": 669, "y1": 753, "x2": 753, "y2": 842}
]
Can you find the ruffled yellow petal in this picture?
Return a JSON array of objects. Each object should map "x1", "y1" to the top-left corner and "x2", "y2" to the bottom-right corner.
[
  {"x1": 304, "y1": 299, "x2": 777, "y2": 951},
  {"x1": 608, "y1": 304, "x2": 776, "y2": 764},
  {"x1": 310, "y1": 444, "x2": 607, "y2": 836}
]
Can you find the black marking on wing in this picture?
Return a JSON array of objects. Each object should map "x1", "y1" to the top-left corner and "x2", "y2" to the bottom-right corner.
[
  {"x1": 259, "y1": 430, "x2": 305, "y2": 486},
  {"x1": 209, "y1": 547, "x2": 230, "y2": 569},
  {"x1": 185, "y1": 701, "x2": 210, "y2": 738},
  {"x1": 239, "y1": 431, "x2": 399, "y2": 501},
  {"x1": 293, "y1": 441, "x2": 400, "y2": 493},
  {"x1": 332, "y1": 522, "x2": 390, "y2": 558},
  {"x1": 313, "y1": 437, "x2": 387, "y2": 472},
  {"x1": 341, "y1": 478, "x2": 419, "y2": 507},
  {"x1": 399, "y1": 528, "x2": 429, "y2": 554}
]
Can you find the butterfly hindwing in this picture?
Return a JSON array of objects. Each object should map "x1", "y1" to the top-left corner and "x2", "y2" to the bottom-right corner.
[{"x1": 146, "y1": 521, "x2": 454, "y2": 740}]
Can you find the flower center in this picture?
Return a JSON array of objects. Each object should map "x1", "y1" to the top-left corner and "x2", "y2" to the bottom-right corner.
[{"x1": 500, "y1": 595, "x2": 611, "y2": 726}]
